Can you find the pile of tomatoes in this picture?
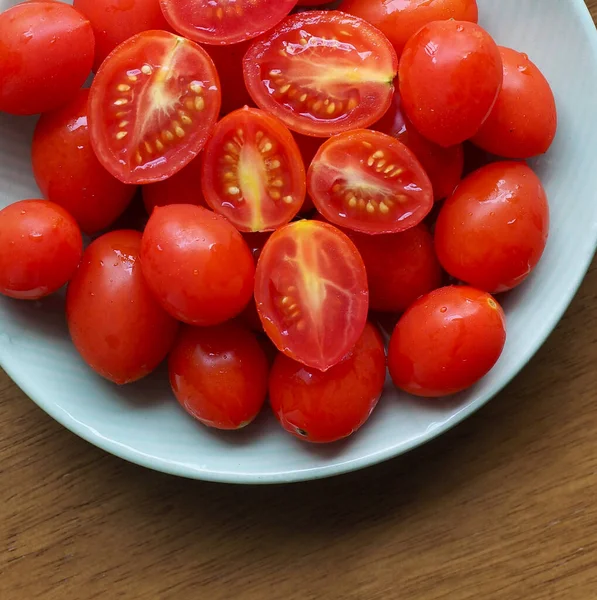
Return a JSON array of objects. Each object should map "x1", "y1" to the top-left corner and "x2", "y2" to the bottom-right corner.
[{"x1": 0, "y1": 0, "x2": 555, "y2": 443}]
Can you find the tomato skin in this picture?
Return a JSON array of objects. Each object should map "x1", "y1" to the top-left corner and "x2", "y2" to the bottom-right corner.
[
  {"x1": 471, "y1": 47, "x2": 558, "y2": 159},
  {"x1": 0, "y1": 2, "x2": 95, "y2": 115},
  {"x1": 270, "y1": 322, "x2": 386, "y2": 443},
  {"x1": 32, "y1": 89, "x2": 136, "y2": 236},
  {"x1": 0, "y1": 200, "x2": 83, "y2": 300},
  {"x1": 435, "y1": 162, "x2": 550, "y2": 294},
  {"x1": 388, "y1": 286, "x2": 506, "y2": 398},
  {"x1": 399, "y1": 20, "x2": 502, "y2": 147},
  {"x1": 169, "y1": 322, "x2": 269, "y2": 430},
  {"x1": 140, "y1": 204, "x2": 255, "y2": 326}
]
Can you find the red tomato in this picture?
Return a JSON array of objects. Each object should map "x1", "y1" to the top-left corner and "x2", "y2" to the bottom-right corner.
[
  {"x1": 89, "y1": 31, "x2": 221, "y2": 185},
  {"x1": 435, "y1": 162, "x2": 550, "y2": 294},
  {"x1": 399, "y1": 20, "x2": 502, "y2": 147},
  {"x1": 160, "y1": 0, "x2": 298, "y2": 45},
  {"x1": 388, "y1": 286, "x2": 506, "y2": 397},
  {"x1": 66, "y1": 230, "x2": 178, "y2": 385},
  {"x1": 255, "y1": 220, "x2": 369, "y2": 371},
  {"x1": 201, "y1": 107, "x2": 306, "y2": 232},
  {"x1": 372, "y1": 90, "x2": 464, "y2": 201},
  {"x1": 243, "y1": 11, "x2": 398, "y2": 137},
  {"x1": 239, "y1": 232, "x2": 270, "y2": 332},
  {"x1": 471, "y1": 47, "x2": 558, "y2": 159},
  {"x1": 169, "y1": 322, "x2": 269, "y2": 430},
  {"x1": 73, "y1": 0, "x2": 171, "y2": 72},
  {"x1": 32, "y1": 89, "x2": 136, "y2": 236},
  {"x1": 0, "y1": 2, "x2": 94, "y2": 115},
  {"x1": 0, "y1": 200, "x2": 82, "y2": 300},
  {"x1": 142, "y1": 156, "x2": 205, "y2": 215},
  {"x1": 346, "y1": 225, "x2": 442, "y2": 313},
  {"x1": 140, "y1": 204, "x2": 255, "y2": 325},
  {"x1": 297, "y1": 0, "x2": 330, "y2": 5},
  {"x1": 270, "y1": 322, "x2": 386, "y2": 443},
  {"x1": 308, "y1": 129, "x2": 433, "y2": 234},
  {"x1": 339, "y1": 0, "x2": 478, "y2": 57}
]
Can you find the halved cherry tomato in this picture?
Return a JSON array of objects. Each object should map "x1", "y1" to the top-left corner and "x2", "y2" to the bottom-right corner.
[
  {"x1": 201, "y1": 107, "x2": 306, "y2": 232},
  {"x1": 32, "y1": 89, "x2": 137, "y2": 235},
  {"x1": 169, "y1": 322, "x2": 269, "y2": 430},
  {"x1": 89, "y1": 31, "x2": 221, "y2": 185},
  {"x1": 399, "y1": 20, "x2": 502, "y2": 147},
  {"x1": 435, "y1": 162, "x2": 550, "y2": 294},
  {"x1": 388, "y1": 286, "x2": 506, "y2": 397},
  {"x1": 255, "y1": 220, "x2": 369, "y2": 371},
  {"x1": 308, "y1": 130, "x2": 433, "y2": 234},
  {"x1": 270, "y1": 322, "x2": 386, "y2": 443},
  {"x1": 73, "y1": 0, "x2": 171, "y2": 72},
  {"x1": 0, "y1": 2, "x2": 95, "y2": 115},
  {"x1": 67, "y1": 230, "x2": 179, "y2": 385},
  {"x1": 0, "y1": 200, "x2": 83, "y2": 300},
  {"x1": 160, "y1": 0, "x2": 298, "y2": 45},
  {"x1": 243, "y1": 11, "x2": 398, "y2": 137}
]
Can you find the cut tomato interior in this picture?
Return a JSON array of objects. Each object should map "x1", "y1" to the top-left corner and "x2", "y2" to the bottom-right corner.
[
  {"x1": 243, "y1": 11, "x2": 398, "y2": 137},
  {"x1": 308, "y1": 129, "x2": 434, "y2": 234},
  {"x1": 255, "y1": 220, "x2": 369, "y2": 371},
  {"x1": 89, "y1": 30, "x2": 221, "y2": 185}
]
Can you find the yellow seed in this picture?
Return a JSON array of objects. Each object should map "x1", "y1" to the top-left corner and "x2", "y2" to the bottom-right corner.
[
  {"x1": 324, "y1": 99, "x2": 330, "y2": 106},
  {"x1": 281, "y1": 297, "x2": 291, "y2": 306},
  {"x1": 144, "y1": 141, "x2": 153, "y2": 154},
  {"x1": 114, "y1": 99, "x2": 128, "y2": 106},
  {"x1": 261, "y1": 142, "x2": 273, "y2": 153},
  {"x1": 223, "y1": 155, "x2": 235, "y2": 164},
  {"x1": 190, "y1": 81, "x2": 203, "y2": 94},
  {"x1": 185, "y1": 99, "x2": 195, "y2": 111},
  {"x1": 162, "y1": 130, "x2": 174, "y2": 142},
  {"x1": 118, "y1": 121, "x2": 129, "y2": 128},
  {"x1": 116, "y1": 131, "x2": 127, "y2": 140},
  {"x1": 175, "y1": 126, "x2": 185, "y2": 138},
  {"x1": 181, "y1": 115, "x2": 192, "y2": 126},
  {"x1": 372, "y1": 151, "x2": 385, "y2": 159},
  {"x1": 358, "y1": 198, "x2": 366, "y2": 210},
  {"x1": 367, "y1": 156, "x2": 375, "y2": 167},
  {"x1": 287, "y1": 304, "x2": 299, "y2": 313},
  {"x1": 362, "y1": 141, "x2": 373, "y2": 149},
  {"x1": 391, "y1": 168, "x2": 404, "y2": 178},
  {"x1": 128, "y1": 74, "x2": 138, "y2": 82},
  {"x1": 326, "y1": 102, "x2": 336, "y2": 115},
  {"x1": 379, "y1": 202, "x2": 390, "y2": 215},
  {"x1": 300, "y1": 38, "x2": 308, "y2": 46},
  {"x1": 279, "y1": 84, "x2": 291, "y2": 94},
  {"x1": 227, "y1": 186, "x2": 240, "y2": 196},
  {"x1": 117, "y1": 84, "x2": 130, "y2": 92},
  {"x1": 347, "y1": 196, "x2": 358, "y2": 208},
  {"x1": 225, "y1": 142, "x2": 239, "y2": 154},
  {"x1": 271, "y1": 179, "x2": 284, "y2": 188},
  {"x1": 270, "y1": 190, "x2": 281, "y2": 200},
  {"x1": 283, "y1": 195, "x2": 294, "y2": 204},
  {"x1": 135, "y1": 152, "x2": 143, "y2": 165},
  {"x1": 376, "y1": 160, "x2": 387, "y2": 171},
  {"x1": 366, "y1": 201, "x2": 376, "y2": 214},
  {"x1": 223, "y1": 172, "x2": 235, "y2": 180},
  {"x1": 299, "y1": 93, "x2": 308, "y2": 103},
  {"x1": 194, "y1": 96, "x2": 205, "y2": 111},
  {"x1": 384, "y1": 164, "x2": 395, "y2": 174},
  {"x1": 236, "y1": 129, "x2": 244, "y2": 139},
  {"x1": 155, "y1": 139, "x2": 164, "y2": 152},
  {"x1": 269, "y1": 159, "x2": 281, "y2": 169},
  {"x1": 347, "y1": 97, "x2": 359, "y2": 111},
  {"x1": 141, "y1": 64, "x2": 152, "y2": 75}
]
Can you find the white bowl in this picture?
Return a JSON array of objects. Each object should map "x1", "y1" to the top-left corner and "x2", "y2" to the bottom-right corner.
[{"x1": 1, "y1": 0, "x2": 597, "y2": 484}]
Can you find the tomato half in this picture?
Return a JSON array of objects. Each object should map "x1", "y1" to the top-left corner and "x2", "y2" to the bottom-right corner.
[
  {"x1": 201, "y1": 107, "x2": 306, "y2": 232},
  {"x1": 243, "y1": 11, "x2": 398, "y2": 137},
  {"x1": 388, "y1": 286, "x2": 506, "y2": 398},
  {"x1": 308, "y1": 130, "x2": 433, "y2": 234},
  {"x1": 160, "y1": 0, "x2": 298, "y2": 45},
  {"x1": 255, "y1": 220, "x2": 369, "y2": 371},
  {"x1": 89, "y1": 31, "x2": 221, "y2": 185},
  {"x1": 0, "y1": 2, "x2": 94, "y2": 115},
  {"x1": 269, "y1": 322, "x2": 386, "y2": 443}
]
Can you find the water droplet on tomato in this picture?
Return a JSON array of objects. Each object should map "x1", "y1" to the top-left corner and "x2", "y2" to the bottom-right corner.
[{"x1": 440, "y1": 306, "x2": 447, "y2": 313}]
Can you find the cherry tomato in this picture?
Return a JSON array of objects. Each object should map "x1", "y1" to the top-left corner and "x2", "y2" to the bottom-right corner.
[
  {"x1": 243, "y1": 11, "x2": 398, "y2": 137},
  {"x1": 270, "y1": 322, "x2": 386, "y2": 443},
  {"x1": 435, "y1": 162, "x2": 550, "y2": 294},
  {"x1": 169, "y1": 322, "x2": 269, "y2": 430},
  {"x1": 32, "y1": 90, "x2": 136, "y2": 236},
  {"x1": 471, "y1": 47, "x2": 558, "y2": 159},
  {"x1": 160, "y1": 0, "x2": 298, "y2": 45},
  {"x1": 140, "y1": 204, "x2": 255, "y2": 325},
  {"x1": 0, "y1": 2, "x2": 94, "y2": 115},
  {"x1": 255, "y1": 220, "x2": 369, "y2": 371},
  {"x1": 372, "y1": 90, "x2": 464, "y2": 201},
  {"x1": 89, "y1": 31, "x2": 221, "y2": 185},
  {"x1": 0, "y1": 200, "x2": 82, "y2": 300},
  {"x1": 66, "y1": 230, "x2": 178, "y2": 385},
  {"x1": 399, "y1": 20, "x2": 502, "y2": 147},
  {"x1": 73, "y1": 0, "x2": 171, "y2": 72},
  {"x1": 201, "y1": 107, "x2": 306, "y2": 232},
  {"x1": 346, "y1": 225, "x2": 442, "y2": 313},
  {"x1": 339, "y1": 0, "x2": 478, "y2": 57},
  {"x1": 308, "y1": 129, "x2": 433, "y2": 234},
  {"x1": 388, "y1": 286, "x2": 506, "y2": 398},
  {"x1": 239, "y1": 232, "x2": 270, "y2": 332},
  {"x1": 142, "y1": 156, "x2": 205, "y2": 215}
]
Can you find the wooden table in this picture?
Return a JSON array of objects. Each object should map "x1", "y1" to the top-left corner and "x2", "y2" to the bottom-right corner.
[{"x1": 3, "y1": 6, "x2": 597, "y2": 600}]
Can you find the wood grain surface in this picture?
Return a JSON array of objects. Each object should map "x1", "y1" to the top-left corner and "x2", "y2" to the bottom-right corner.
[{"x1": 2, "y1": 4, "x2": 597, "y2": 599}]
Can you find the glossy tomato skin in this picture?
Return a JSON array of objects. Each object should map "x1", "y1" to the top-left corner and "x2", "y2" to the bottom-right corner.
[
  {"x1": 270, "y1": 322, "x2": 386, "y2": 443},
  {"x1": 67, "y1": 230, "x2": 179, "y2": 384},
  {"x1": 73, "y1": 0, "x2": 171, "y2": 72},
  {"x1": 32, "y1": 89, "x2": 136, "y2": 236},
  {"x1": 0, "y1": 200, "x2": 82, "y2": 300},
  {"x1": 169, "y1": 322, "x2": 269, "y2": 430},
  {"x1": 399, "y1": 20, "x2": 502, "y2": 147},
  {"x1": 435, "y1": 162, "x2": 550, "y2": 294},
  {"x1": 339, "y1": 0, "x2": 478, "y2": 57},
  {"x1": 471, "y1": 47, "x2": 558, "y2": 159},
  {"x1": 0, "y1": 2, "x2": 94, "y2": 115},
  {"x1": 140, "y1": 204, "x2": 255, "y2": 326},
  {"x1": 388, "y1": 286, "x2": 506, "y2": 398}
]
